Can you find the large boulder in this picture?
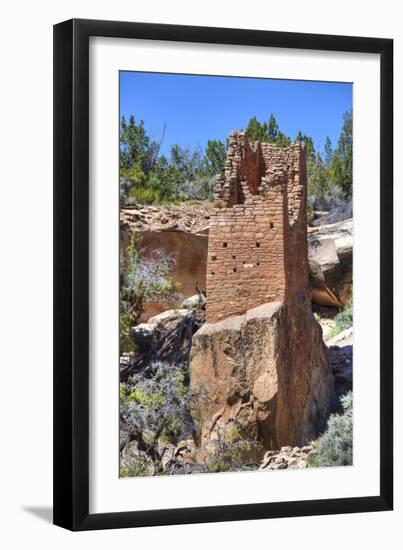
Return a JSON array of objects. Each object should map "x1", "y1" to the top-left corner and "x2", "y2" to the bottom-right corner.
[
  {"x1": 308, "y1": 219, "x2": 353, "y2": 307},
  {"x1": 189, "y1": 301, "x2": 334, "y2": 456},
  {"x1": 120, "y1": 299, "x2": 205, "y2": 381}
]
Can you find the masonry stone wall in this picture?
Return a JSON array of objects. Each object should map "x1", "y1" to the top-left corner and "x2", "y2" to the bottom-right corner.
[{"x1": 206, "y1": 131, "x2": 308, "y2": 323}]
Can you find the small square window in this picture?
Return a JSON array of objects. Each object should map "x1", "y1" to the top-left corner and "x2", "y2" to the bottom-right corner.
[
  {"x1": 270, "y1": 222, "x2": 274, "y2": 229},
  {"x1": 223, "y1": 242, "x2": 228, "y2": 248},
  {"x1": 256, "y1": 242, "x2": 260, "y2": 248}
]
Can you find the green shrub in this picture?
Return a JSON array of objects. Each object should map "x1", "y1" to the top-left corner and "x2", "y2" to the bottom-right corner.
[
  {"x1": 309, "y1": 392, "x2": 353, "y2": 467},
  {"x1": 328, "y1": 305, "x2": 353, "y2": 339},
  {"x1": 120, "y1": 360, "x2": 195, "y2": 476},
  {"x1": 127, "y1": 185, "x2": 162, "y2": 204},
  {"x1": 120, "y1": 313, "x2": 136, "y2": 353},
  {"x1": 120, "y1": 232, "x2": 182, "y2": 354}
]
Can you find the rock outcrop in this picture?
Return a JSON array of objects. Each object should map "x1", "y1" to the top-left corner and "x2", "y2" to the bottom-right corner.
[
  {"x1": 308, "y1": 219, "x2": 352, "y2": 307},
  {"x1": 190, "y1": 302, "x2": 334, "y2": 456},
  {"x1": 120, "y1": 295, "x2": 205, "y2": 381},
  {"x1": 120, "y1": 202, "x2": 212, "y2": 235}
]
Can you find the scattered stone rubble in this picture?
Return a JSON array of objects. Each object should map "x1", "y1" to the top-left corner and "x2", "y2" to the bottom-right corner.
[{"x1": 259, "y1": 445, "x2": 316, "y2": 470}]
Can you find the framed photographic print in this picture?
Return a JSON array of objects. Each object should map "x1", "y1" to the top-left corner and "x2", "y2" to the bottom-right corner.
[{"x1": 53, "y1": 19, "x2": 393, "y2": 530}]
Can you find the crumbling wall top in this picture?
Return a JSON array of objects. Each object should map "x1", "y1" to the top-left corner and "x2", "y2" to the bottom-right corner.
[
  {"x1": 213, "y1": 131, "x2": 306, "y2": 210},
  {"x1": 205, "y1": 131, "x2": 308, "y2": 323}
]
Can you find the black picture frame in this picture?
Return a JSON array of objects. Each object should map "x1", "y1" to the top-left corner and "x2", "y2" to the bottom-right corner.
[{"x1": 53, "y1": 18, "x2": 393, "y2": 531}]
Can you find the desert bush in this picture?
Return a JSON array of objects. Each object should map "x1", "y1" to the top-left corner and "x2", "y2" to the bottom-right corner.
[
  {"x1": 176, "y1": 176, "x2": 216, "y2": 201},
  {"x1": 328, "y1": 305, "x2": 353, "y2": 339},
  {"x1": 120, "y1": 233, "x2": 181, "y2": 352},
  {"x1": 126, "y1": 248, "x2": 181, "y2": 305},
  {"x1": 120, "y1": 360, "x2": 196, "y2": 476},
  {"x1": 308, "y1": 391, "x2": 353, "y2": 467},
  {"x1": 120, "y1": 313, "x2": 137, "y2": 354}
]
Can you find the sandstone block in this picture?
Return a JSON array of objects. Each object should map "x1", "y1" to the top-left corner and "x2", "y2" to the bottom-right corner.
[{"x1": 190, "y1": 302, "x2": 334, "y2": 456}]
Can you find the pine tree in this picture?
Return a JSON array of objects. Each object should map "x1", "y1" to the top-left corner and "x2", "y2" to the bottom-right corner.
[
  {"x1": 245, "y1": 116, "x2": 267, "y2": 142},
  {"x1": 331, "y1": 111, "x2": 352, "y2": 198},
  {"x1": 204, "y1": 139, "x2": 226, "y2": 176},
  {"x1": 266, "y1": 114, "x2": 279, "y2": 142}
]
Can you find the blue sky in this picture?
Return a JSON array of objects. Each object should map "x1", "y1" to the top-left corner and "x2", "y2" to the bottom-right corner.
[{"x1": 120, "y1": 71, "x2": 352, "y2": 157}]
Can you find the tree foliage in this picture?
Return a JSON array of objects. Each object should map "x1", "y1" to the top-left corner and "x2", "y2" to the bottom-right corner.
[
  {"x1": 120, "y1": 111, "x2": 353, "y2": 213},
  {"x1": 204, "y1": 139, "x2": 227, "y2": 176},
  {"x1": 244, "y1": 112, "x2": 353, "y2": 207},
  {"x1": 245, "y1": 114, "x2": 291, "y2": 147},
  {"x1": 120, "y1": 115, "x2": 159, "y2": 173},
  {"x1": 120, "y1": 116, "x2": 226, "y2": 204},
  {"x1": 331, "y1": 111, "x2": 353, "y2": 198}
]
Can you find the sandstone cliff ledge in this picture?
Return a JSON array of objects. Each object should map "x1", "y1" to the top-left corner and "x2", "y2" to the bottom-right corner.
[{"x1": 190, "y1": 301, "x2": 334, "y2": 456}]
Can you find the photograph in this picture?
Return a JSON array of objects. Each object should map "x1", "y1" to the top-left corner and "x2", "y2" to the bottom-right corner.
[
  {"x1": 0, "y1": 1, "x2": 396, "y2": 541},
  {"x1": 118, "y1": 71, "x2": 353, "y2": 477}
]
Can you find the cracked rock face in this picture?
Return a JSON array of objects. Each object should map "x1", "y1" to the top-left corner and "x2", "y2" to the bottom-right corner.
[
  {"x1": 189, "y1": 301, "x2": 334, "y2": 458},
  {"x1": 308, "y1": 219, "x2": 353, "y2": 307}
]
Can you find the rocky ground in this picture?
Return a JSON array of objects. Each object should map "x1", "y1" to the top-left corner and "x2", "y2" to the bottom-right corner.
[{"x1": 259, "y1": 445, "x2": 316, "y2": 470}]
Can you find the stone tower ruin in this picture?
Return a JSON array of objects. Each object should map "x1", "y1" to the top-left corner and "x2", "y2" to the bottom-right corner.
[
  {"x1": 206, "y1": 131, "x2": 308, "y2": 323},
  {"x1": 190, "y1": 132, "x2": 334, "y2": 453}
]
